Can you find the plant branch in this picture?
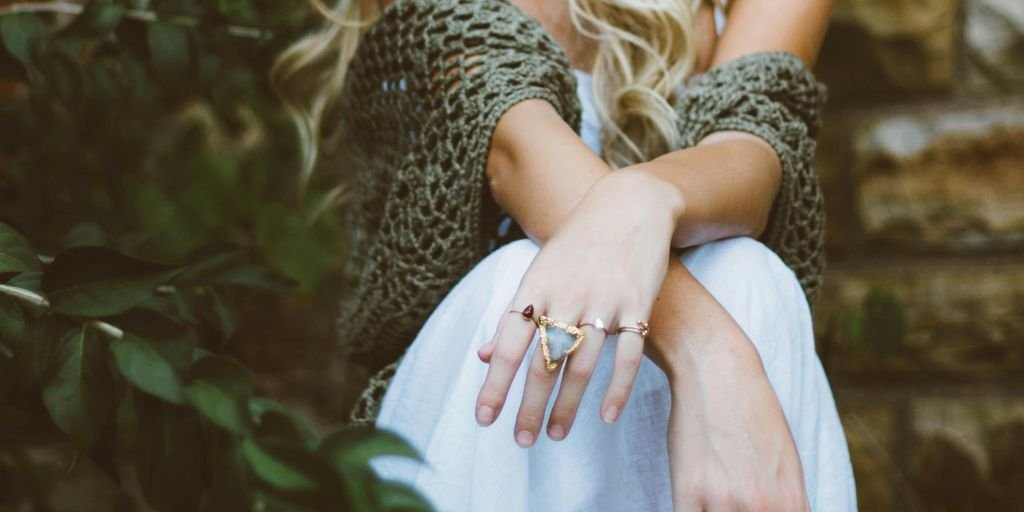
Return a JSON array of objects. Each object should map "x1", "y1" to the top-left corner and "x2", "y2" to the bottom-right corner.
[
  {"x1": 89, "y1": 320, "x2": 124, "y2": 340},
  {"x1": 0, "y1": 284, "x2": 49, "y2": 308},
  {"x1": 0, "y1": 2, "x2": 271, "y2": 40}
]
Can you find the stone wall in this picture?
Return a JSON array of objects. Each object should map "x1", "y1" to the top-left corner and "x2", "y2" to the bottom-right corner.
[{"x1": 812, "y1": 0, "x2": 1024, "y2": 509}]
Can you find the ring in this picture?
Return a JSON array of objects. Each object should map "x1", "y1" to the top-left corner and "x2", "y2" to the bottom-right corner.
[
  {"x1": 616, "y1": 320, "x2": 650, "y2": 340},
  {"x1": 508, "y1": 304, "x2": 536, "y2": 323},
  {"x1": 579, "y1": 317, "x2": 609, "y2": 336},
  {"x1": 537, "y1": 315, "x2": 585, "y2": 372}
]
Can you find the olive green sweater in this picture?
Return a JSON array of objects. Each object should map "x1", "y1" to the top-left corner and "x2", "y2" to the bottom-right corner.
[{"x1": 334, "y1": 0, "x2": 827, "y2": 402}]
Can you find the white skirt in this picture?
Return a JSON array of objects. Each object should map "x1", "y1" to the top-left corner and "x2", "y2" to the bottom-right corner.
[{"x1": 374, "y1": 237, "x2": 857, "y2": 511}]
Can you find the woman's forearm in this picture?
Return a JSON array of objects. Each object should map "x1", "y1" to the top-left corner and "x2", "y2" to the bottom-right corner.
[
  {"x1": 487, "y1": 100, "x2": 755, "y2": 372},
  {"x1": 626, "y1": 132, "x2": 782, "y2": 248}
]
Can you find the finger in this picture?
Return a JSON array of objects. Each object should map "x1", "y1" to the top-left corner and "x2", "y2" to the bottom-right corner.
[
  {"x1": 513, "y1": 336, "x2": 562, "y2": 447},
  {"x1": 601, "y1": 323, "x2": 646, "y2": 423},
  {"x1": 477, "y1": 338, "x2": 496, "y2": 362},
  {"x1": 475, "y1": 303, "x2": 539, "y2": 427},
  {"x1": 546, "y1": 319, "x2": 607, "y2": 441}
]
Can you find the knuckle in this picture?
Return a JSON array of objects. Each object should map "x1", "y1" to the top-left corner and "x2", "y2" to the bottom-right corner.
[
  {"x1": 491, "y1": 347, "x2": 521, "y2": 367},
  {"x1": 619, "y1": 352, "x2": 643, "y2": 372},
  {"x1": 517, "y1": 410, "x2": 544, "y2": 428},
  {"x1": 565, "y1": 362, "x2": 594, "y2": 382},
  {"x1": 528, "y1": 362, "x2": 553, "y2": 381}
]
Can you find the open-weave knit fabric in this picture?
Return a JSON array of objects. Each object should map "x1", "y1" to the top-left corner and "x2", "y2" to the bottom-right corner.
[
  {"x1": 672, "y1": 51, "x2": 828, "y2": 304},
  {"x1": 334, "y1": 0, "x2": 581, "y2": 371},
  {"x1": 337, "y1": 0, "x2": 828, "y2": 423}
]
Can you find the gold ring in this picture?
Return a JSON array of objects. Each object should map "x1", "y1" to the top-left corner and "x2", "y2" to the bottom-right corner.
[
  {"x1": 579, "y1": 317, "x2": 609, "y2": 336},
  {"x1": 615, "y1": 320, "x2": 650, "y2": 340}
]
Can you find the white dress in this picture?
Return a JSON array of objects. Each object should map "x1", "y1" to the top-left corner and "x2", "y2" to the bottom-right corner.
[{"x1": 373, "y1": 70, "x2": 857, "y2": 511}]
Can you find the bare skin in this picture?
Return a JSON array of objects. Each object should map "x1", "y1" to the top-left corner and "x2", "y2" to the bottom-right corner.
[{"x1": 472, "y1": 0, "x2": 835, "y2": 510}]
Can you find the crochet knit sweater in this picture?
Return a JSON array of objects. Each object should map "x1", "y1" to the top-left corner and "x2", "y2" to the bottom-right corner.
[{"x1": 335, "y1": 0, "x2": 827, "y2": 374}]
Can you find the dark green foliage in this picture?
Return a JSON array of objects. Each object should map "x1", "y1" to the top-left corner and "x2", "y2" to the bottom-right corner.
[
  {"x1": 0, "y1": 0, "x2": 431, "y2": 508},
  {"x1": 0, "y1": 221, "x2": 433, "y2": 511},
  {"x1": 843, "y1": 286, "x2": 908, "y2": 357}
]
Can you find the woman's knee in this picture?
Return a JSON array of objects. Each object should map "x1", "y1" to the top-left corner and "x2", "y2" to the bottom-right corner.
[{"x1": 681, "y1": 237, "x2": 811, "y2": 347}]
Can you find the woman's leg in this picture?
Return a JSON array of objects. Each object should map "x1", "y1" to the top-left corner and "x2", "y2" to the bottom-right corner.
[
  {"x1": 679, "y1": 237, "x2": 856, "y2": 510},
  {"x1": 374, "y1": 237, "x2": 854, "y2": 511}
]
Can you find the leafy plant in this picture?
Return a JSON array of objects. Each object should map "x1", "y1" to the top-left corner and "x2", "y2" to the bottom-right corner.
[
  {"x1": 0, "y1": 2, "x2": 428, "y2": 510},
  {"x1": 843, "y1": 286, "x2": 908, "y2": 357},
  {"x1": 0, "y1": 222, "x2": 431, "y2": 511}
]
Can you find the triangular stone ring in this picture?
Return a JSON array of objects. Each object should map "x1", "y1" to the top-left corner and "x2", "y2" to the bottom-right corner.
[{"x1": 538, "y1": 315, "x2": 586, "y2": 372}]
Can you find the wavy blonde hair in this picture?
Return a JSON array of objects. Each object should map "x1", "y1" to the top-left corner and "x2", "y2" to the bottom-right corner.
[{"x1": 272, "y1": 0, "x2": 705, "y2": 190}]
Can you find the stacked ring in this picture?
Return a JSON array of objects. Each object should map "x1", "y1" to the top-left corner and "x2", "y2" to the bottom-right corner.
[{"x1": 616, "y1": 320, "x2": 650, "y2": 340}]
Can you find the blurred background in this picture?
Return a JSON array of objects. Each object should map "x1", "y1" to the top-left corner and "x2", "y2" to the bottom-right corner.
[
  {"x1": 813, "y1": 0, "x2": 1024, "y2": 509},
  {"x1": 0, "y1": 0, "x2": 1021, "y2": 510}
]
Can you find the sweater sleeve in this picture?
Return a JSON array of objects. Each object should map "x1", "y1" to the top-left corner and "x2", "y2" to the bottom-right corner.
[
  {"x1": 672, "y1": 51, "x2": 828, "y2": 303},
  {"x1": 336, "y1": 0, "x2": 581, "y2": 369}
]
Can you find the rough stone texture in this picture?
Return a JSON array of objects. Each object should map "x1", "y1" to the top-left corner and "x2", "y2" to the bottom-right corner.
[
  {"x1": 815, "y1": 257, "x2": 1024, "y2": 375},
  {"x1": 851, "y1": 100, "x2": 1024, "y2": 252},
  {"x1": 816, "y1": 0, "x2": 959, "y2": 100},
  {"x1": 838, "y1": 398, "x2": 898, "y2": 511},
  {"x1": 964, "y1": 0, "x2": 1024, "y2": 93},
  {"x1": 837, "y1": 388, "x2": 1024, "y2": 511}
]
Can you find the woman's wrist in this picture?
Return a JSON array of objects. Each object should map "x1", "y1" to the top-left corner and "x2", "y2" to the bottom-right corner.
[
  {"x1": 592, "y1": 166, "x2": 686, "y2": 232},
  {"x1": 645, "y1": 258, "x2": 763, "y2": 385}
]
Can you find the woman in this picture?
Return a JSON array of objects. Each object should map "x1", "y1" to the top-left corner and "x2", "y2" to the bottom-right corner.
[{"x1": 274, "y1": 0, "x2": 856, "y2": 510}]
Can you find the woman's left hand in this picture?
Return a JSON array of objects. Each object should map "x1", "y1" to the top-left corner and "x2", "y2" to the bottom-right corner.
[{"x1": 474, "y1": 170, "x2": 681, "y2": 447}]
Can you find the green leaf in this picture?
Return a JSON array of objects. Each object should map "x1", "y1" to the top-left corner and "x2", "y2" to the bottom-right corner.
[
  {"x1": 319, "y1": 428, "x2": 423, "y2": 472},
  {"x1": 251, "y1": 398, "x2": 317, "y2": 449},
  {"x1": 0, "y1": 13, "x2": 45, "y2": 64},
  {"x1": 146, "y1": 22, "x2": 189, "y2": 77},
  {"x1": 62, "y1": 222, "x2": 109, "y2": 249},
  {"x1": 0, "y1": 223, "x2": 40, "y2": 273},
  {"x1": 6, "y1": 272, "x2": 42, "y2": 293},
  {"x1": 212, "y1": 265, "x2": 297, "y2": 292},
  {"x1": 201, "y1": 288, "x2": 235, "y2": 340},
  {"x1": 110, "y1": 334, "x2": 187, "y2": 404},
  {"x1": 41, "y1": 246, "x2": 184, "y2": 317},
  {"x1": 373, "y1": 481, "x2": 433, "y2": 511},
  {"x1": 0, "y1": 296, "x2": 26, "y2": 346},
  {"x1": 241, "y1": 438, "x2": 318, "y2": 491},
  {"x1": 183, "y1": 355, "x2": 253, "y2": 434},
  {"x1": 63, "y1": 0, "x2": 124, "y2": 37},
  {"x1": 205, "y1": 429, "x2": 253, "y2": 511},
  {"x1": 135, "y1": 394, "x2": 207, "y2": 512},
  {"x1": 862, "y1": 287, "x2": 907, "y2": 357},
  {"x1": 41, "y1": 325, "x2": 114, "y2": 449},
  {"x1": 217, "y1": 0, "x2": 258, "y2": 24},
  {"x1": 113, "y1": 309, "x2": 195, "y2": 370}
]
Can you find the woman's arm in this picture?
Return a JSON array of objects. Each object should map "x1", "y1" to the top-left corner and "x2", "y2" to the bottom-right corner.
[
  {"x1": 631, "y1": 0, "x2": 835, "y2": 249},
  {"x1": 481, "y1": 99, "x2": 809, "y2": 510}
]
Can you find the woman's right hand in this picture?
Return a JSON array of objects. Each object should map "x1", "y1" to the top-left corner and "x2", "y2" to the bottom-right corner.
[{"x1": 650, "y1": 259, "x2": 810, "y2": 512}]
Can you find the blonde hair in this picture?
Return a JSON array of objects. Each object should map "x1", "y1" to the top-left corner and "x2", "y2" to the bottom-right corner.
[{"x1": 272, "y1": 0, "x2": 703, "y2": 189}]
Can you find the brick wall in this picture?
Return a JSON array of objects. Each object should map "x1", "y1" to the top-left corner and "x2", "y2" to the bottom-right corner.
[{"x1": 812, "y1": 0, "x2": 1024, "y2": 509}]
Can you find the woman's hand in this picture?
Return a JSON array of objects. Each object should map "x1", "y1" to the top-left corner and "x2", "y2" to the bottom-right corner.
[
  {"x1": 474, "y1": 170, "x2": 682, "y2": 447},
  {"x1": 651, "y1": 259, "x2": 810, "y2": 512}
]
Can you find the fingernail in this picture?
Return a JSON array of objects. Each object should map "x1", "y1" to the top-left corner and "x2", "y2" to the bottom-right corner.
[
  {"x1": 548, "y1": 424, "x2": 566, "y2": 441},
  {"x1": 476, "y1": 405, "x2": 495, "y2": 426},
  {"x1": 515, "y1": 430, "x2": 535, "y2": 448},
  {"x1": 602, "y1": 405, "x2": 620, "y2": 423}
]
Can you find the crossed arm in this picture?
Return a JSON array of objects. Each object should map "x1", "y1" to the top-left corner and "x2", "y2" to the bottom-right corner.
[
  {"x1": 481, "y1": 0, "x2": 832, "y2": 403},
  {"x1": 476, "y1": 0, "x2": 833, "y2": 509}
]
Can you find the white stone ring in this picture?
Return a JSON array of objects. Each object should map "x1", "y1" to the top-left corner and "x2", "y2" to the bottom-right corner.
[
  {"x1": 508, "y1": 305, "x2": 587, "y2": 372},
  {"x1": 537, "y1": 315, "x2": 585, "y2": 372}
]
